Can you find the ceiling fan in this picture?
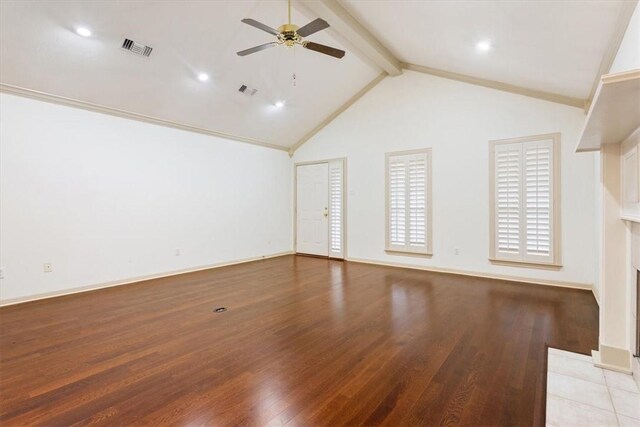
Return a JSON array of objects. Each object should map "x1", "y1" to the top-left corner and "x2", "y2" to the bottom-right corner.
[{"x1": 237, "y1": 0, "x2": 345, "y2": 59}]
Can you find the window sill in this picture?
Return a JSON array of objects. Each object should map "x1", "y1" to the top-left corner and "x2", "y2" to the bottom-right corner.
[
  {"x1": 488, "y1": 258, "x2": 563, "y2": 270},
  {"x1": 385, "y1": 249, "x2": 433, "y2": 258}
]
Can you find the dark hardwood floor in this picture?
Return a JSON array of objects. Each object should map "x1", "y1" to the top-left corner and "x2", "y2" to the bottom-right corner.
[{"x1": 0, "y1": 255, "x2": 598, "y2": 426}]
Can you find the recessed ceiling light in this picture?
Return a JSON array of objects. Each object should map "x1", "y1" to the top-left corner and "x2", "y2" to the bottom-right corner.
[
  {"x1": 197, "y1": 73, "x2": 210, "y2": 82},
  {"x1": 76, "y1": 27, "x2": 92, "y2": 37},
  {"x1": 274, "y1": 101, "x2": 285, "y2": 108},
  {"x1": 476, "y1": 40, "x2": 492, "y2": 52}
]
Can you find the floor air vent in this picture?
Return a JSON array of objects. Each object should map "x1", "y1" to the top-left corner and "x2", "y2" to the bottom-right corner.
[{"x1": 121, "y1": 38, "x2": 153, "y2": 57}]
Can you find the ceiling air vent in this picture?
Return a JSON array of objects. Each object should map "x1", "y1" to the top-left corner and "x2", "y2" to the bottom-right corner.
[
  {"x1": 121, "y1": 38, "x2": 153, "y2": 57},
  {"x1": 238, "y1": 85, "x2": 258, "y2": 96}
]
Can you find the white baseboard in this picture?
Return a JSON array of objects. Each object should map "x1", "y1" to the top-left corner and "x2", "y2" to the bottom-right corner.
[
  {"x1": 592, "y1": 285, "x2": 601, "y2": 306},
  {"x1": 345, "y1": 256, "x2": 593, "y2": 291},
  {"x1": 2, "y1": 252, "x2": 594, "y2": 307},
  {"x1": 0, "y1": 251, "x2": 294, "y2": 307},
  {"x1": 592, "y1": 346, "x2": 633, "y2": 374}
]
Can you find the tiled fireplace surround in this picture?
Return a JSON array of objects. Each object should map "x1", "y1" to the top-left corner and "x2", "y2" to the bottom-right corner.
[
  {"x1": 546, "y1": 348, "x2": 640, "y2": 426},
  {"x1": 546, "y1": 223, "x2": 640, "y2": 426}
]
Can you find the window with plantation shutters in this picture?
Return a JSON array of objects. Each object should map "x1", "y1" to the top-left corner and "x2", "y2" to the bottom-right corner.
[
  {"x1": 490, "y1": 134, "x2": 560, "y2": 267},
  {"x1": 386, "y1": 149, "x2": 432, "y2": 255}
]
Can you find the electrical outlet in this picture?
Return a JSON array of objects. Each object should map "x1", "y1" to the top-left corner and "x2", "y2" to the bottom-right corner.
[
  {"x1": 0, "y1": 267, "x2": 5, "y2": 279},
  {"x1": 454, "y1": 248, "x2": 460, "y2": 255},
  {"x1": 175, "y1": 249, "x2": 180, "y2": 256},
  {"x1": 43, "y1": 262, "x2": 52, "y2": 273}
]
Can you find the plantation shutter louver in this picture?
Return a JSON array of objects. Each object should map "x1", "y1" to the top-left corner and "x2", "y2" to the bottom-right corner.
[
  {"x1": 386, "y1": 149, "x2": 431, "y2": 255},
  {"x1": 491, "y1": 134, "x2": 559, "y2": 266},
  {"x1": 389, "y1": 157, "x2": 407, "y2": 246},
  {"x1": 408, "y1": 157, "x2": 426, "y2": 247},
  {"x1": 494, "y1": 143, "x2": 522, "y2": 260},
  {"x1": 524, "y1": 141, "x2": 553, "y2": 261},
  {"x1": 328, "y1": 160, "x2": 344, "y2": 258}
]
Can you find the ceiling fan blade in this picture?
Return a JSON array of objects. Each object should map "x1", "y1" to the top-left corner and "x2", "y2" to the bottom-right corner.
[
  {"x1": 303, "y1": 41, "x2": 345, "y2": 59},
  {"x1": 296, "y1": 18, "x2": 330, "y2": 37},
  {"x1": 237, "y1": 42, "x2": 278, "y2": 56},
  {"x1": 241, "y1": 18, "x2": 280, "y2": 36}
]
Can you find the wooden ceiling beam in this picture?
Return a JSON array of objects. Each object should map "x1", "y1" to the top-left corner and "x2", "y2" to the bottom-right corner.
[{"x1": 294, "y1": 0, "x2": 402, "y2": 76}]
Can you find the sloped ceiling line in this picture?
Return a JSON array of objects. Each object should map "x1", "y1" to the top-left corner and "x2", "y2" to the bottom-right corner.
[
  {"x1": 402, "y1": 63, "x2": 586, "y2": 109},
  {"x1": 0, "y1": 83, "x2": 290, "y2": 152},
  {"x1": 587, "y1": 0, "x2": 639, "y2": 107},
  {"x1": 288, "y1": 71, "x2": 387, "y2": 156}
]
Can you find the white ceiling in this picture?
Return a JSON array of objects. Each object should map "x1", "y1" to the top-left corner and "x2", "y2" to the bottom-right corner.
[
  {"x1": 0, "y1": 1, "x2": 379, "y2": 148},
  {"x1": 342, "y1": 0, "x2": 628, "y2": 100},
  {"x1": 0, "y1": 1, "x2": 632, "y2": 149}
]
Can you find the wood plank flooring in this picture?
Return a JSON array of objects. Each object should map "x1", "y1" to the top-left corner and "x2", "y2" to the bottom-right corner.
[{"x1": 0, "y1": 255, "x2": 598, "y2": 426}]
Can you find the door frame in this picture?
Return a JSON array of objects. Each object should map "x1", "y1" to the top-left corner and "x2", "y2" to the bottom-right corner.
[{"x1": 294, "y1": 158, "x2": 347, "y2": 259}]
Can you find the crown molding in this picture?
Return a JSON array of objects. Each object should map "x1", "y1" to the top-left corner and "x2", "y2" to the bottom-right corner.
[
  {"x1": 0, "y1": 83, "x2": 289, "y2": 152},
  {"x1": 402, "y1": 63, "x2": 587, "y2": 109},
  {"x1": 587, "y1": 0, "x2": 638, "y2": 108},
  {"x1": 288, "y1": 72, "x2": 387, "y2": 157}
]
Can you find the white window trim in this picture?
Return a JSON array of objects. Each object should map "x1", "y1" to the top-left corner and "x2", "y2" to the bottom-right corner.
[
  {"x1": 385, "y1": 148, "x2": 433, "y2": 256},
  {"x1": 489, "y1": 133, "x2": 562, "y2": 269}
]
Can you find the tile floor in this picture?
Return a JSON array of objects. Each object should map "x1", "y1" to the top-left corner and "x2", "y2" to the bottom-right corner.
[{"x1": 547, "y1": 348, "x2": 640, "y2": 427}]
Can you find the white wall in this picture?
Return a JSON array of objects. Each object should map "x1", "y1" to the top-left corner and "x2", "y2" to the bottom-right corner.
[
  {"x1": 0, "y1": 93, "x2": 292, "y2": 302},
  {"x1": 594, "y1": 152, "x2": 602, "y2": 301},
  {"x1": 293, "y1": 71, "x2": 596, "y2": 286},
  {"x1": 610, "y1": 2, "x2": 640, "y2": 74}
]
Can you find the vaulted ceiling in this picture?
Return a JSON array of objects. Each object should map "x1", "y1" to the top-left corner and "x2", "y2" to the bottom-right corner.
[
  {"x1": 0, "y1": 0, "x2": 379, "y2": 149},
  {"x1": 341, "y1": 0, "x2": 629, "y2": 100},
  {"x1": 0, "y1": 0, "x2": 634, "y2": 150}
]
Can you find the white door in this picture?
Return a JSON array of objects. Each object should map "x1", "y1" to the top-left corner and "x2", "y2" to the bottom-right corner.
[{"x1": 297, "y1": 163, "x2": 329, "y2": 256}]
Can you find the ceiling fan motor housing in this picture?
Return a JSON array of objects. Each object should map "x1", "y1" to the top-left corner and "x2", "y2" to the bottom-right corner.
[{"x1": 278, "y1": 24, "x2": 301, "y2": 47}]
